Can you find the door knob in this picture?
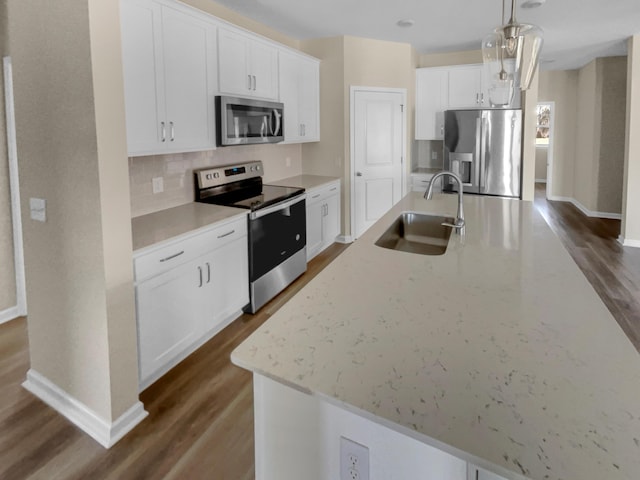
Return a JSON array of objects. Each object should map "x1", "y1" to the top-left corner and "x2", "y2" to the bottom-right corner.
[{"x1": 356, "y1": 172, "x2": 363, "y2": 177}]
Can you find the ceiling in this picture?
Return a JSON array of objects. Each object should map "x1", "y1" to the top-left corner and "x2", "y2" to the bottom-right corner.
[{"x1": 210, "y1": 0, "x2": 640, "y2": 70}]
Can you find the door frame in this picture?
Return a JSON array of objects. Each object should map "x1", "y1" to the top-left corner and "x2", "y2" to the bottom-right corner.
[
  {"x1": 537, "y1": 101, "x2": 555, "y2": 199},
  {"x1": 349, "y1": 86, "x2": 407, "y2": 240},
  {"x1": 2, "y1": 57, "x2": 27, "y2": 323}
]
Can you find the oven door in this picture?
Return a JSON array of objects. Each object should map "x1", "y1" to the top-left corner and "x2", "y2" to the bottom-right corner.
[{"x1": 248, "y1": 195, "x2": 306, "y2": 282}]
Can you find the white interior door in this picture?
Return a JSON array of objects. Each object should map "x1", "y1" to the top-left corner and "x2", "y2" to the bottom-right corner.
[{"x1": 352, "y1": 88, "x2": 405, "y2": 238}]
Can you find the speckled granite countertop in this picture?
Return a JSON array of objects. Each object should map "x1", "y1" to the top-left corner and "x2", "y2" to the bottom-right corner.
[
  {"x1": 231, "y1": 192, "x2": 640, "y2": 480},
  {"x1": 131, "y1": 203, "x2": 246, "y2": 252},
  {"x1": 268, "y1": 174, "x2": 339, "y2": 191}
]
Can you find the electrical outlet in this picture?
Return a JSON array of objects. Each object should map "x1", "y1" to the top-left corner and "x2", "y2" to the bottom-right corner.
[
  {"x1": 431, "y1": 151, "x2": 438, "y2": 160},
  {"x1": 285, "y1": 156, "x2": 291, "y2": 167},
  {"x1": 340, "y1": 437, "x2": 369, "y2": 480},
  {"x1": 152, "y1": 177, "x2": 164, "y2": 194},
  {"x1": 29, "y1": 198, "x2": 46, "y2": 222}
]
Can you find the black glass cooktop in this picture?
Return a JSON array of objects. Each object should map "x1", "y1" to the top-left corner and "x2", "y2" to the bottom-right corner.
[{"x1": 198, "y1": 183, "x2": 304, "y2": 211}]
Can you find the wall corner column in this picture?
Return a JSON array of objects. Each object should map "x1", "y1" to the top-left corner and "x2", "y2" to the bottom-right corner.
[{"x1": 620, "y1": 35, "x2": 640, "y2": 247}]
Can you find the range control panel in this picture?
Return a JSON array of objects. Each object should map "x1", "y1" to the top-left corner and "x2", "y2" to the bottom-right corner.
[{"x1": 195, "y1": 161, "x2": 263, "y2": 189}]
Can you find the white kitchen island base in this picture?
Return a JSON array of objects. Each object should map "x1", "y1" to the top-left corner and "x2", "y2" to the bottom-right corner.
[{"x1": 253, "y1": 374, "x2": 511, "y2": 480}]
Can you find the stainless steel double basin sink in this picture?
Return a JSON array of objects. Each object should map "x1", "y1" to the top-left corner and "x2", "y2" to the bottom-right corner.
[{"x1": 375, "y1": 212, "x2": 454, "y2": 256}]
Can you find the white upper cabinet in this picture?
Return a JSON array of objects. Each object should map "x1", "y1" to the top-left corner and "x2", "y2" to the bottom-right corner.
[
  {"x1": 447, "y1": 64, "x2": 488, "y2": 108},
  {"x1": 415, "y1": 67, "x2": 448, "y2": 140},
  {"x1": 279, "y1": 50, "x2": 320, "y2": 143},
  {"x1": 120, "y1": 0, "x2": 217, "y2": 156},
  {"x1": 218, "y1": 27, "x2": 278, "y2": 100}
]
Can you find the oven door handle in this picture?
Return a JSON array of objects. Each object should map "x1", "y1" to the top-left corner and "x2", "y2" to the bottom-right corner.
[{"x1": 250, "y1": 194, "x2": 306, "y2": 220}]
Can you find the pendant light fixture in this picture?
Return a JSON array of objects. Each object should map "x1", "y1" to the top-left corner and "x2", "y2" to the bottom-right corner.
[{"x1": 482, "y1": 0, "x2": 543, "y2": 106}]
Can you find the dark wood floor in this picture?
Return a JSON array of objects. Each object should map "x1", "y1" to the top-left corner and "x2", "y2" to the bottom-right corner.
[
  {"x1": 534, "y1": 183, "x2": 640, "y2": 352},
  {"x1": 2, "y1": 191, "x2": 640, "y2": 479}
]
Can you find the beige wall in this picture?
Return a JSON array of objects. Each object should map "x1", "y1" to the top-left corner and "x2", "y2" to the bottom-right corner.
[
  {"x1": 521, "y1": 73, "x2": 539, "y2": 202},
  {"x1": 0, "y1": 2, "x2": 17, "y2": 314},
  {"x1": 621, "y1": 35, "x2": 640, "y2": 244},
  {"x1": 538, "y1": 70, "x2": 579, "y2": 199},
  {"x1": 301, "y1": 36, "x2": 415, "y2": 236},
  {"x1": 574, "y1": 60, "x2": 600, "y2": 211},
  {"x1": 417, "y1": 49, "x2": 482, "y2": 68},
  {"x1": 129, "y1": 144, "x2": 303, "y2": 217},
  {"x1": 8, "y1": 0, "x2": 139, "y2": 421},
  {"x1": 597, "y1": 57, "x2": 627, "y2": 213},
  {"x1": 535, "y1": 147, "x2": 548, "y2": 181},
  {"x1": 181, "y1": 0, "x2": 299, "y2": 49}
]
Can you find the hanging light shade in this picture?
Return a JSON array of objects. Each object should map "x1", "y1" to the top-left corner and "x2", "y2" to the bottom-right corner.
[{"x1": 482, "y1": 0, "x2": 543, "y2": 105}]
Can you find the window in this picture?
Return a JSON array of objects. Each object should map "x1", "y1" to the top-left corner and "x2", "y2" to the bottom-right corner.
[{"x1": 536, "y1": 104, "x2": 550, "y2": 146}]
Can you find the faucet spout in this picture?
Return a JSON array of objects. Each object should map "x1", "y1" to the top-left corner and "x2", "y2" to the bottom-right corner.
[{"x1": 424, "y1": 171, "x2": 465, "y2": 236}]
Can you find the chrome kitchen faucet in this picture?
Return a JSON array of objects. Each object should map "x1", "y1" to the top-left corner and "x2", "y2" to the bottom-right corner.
[{"x1": 424, "y1": 171, "x2": 465, "y2": 236}]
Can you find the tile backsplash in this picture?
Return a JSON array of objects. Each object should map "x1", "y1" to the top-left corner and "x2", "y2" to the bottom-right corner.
[{"x1": 129, "y1": 143, "x2": 302, "y2": 218}]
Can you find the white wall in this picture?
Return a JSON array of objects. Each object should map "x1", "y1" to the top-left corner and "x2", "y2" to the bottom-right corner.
[{"x1": 253, "y1": 375, "x2": 512, "y2": 480}]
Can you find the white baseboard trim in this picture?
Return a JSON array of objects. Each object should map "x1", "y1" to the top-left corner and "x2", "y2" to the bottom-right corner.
[
  {"x1": 535, "y1": 178, "x2": 547, "y2": 184},
  {"x1": 617, "y1": 235, "x2": 640, "y2": 248},
  {"x1": 336, "y1": 235, "x2": 354, "y2": 244},
  {"x1": 0, "y1": 306, "x2": 20, "y2": 325},
  {"x1": 23, "y1": 369, "x2": 148, "y2": 448},
  {"x1": 546, "y1": 196, "x2": 622, "y2": 220}
]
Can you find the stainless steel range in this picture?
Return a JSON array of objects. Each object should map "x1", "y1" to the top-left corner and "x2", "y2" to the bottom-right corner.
[{"x1": 194, "y1": 161, "x2": 306, "y2": 313}]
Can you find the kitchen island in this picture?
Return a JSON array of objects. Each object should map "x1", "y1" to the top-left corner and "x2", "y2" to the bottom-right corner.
[{"x1": 231, "y1": 192, "x2": 640, "y2": 480}]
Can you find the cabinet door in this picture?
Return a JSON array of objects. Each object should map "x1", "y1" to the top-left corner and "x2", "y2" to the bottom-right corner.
[
  {"x1": 323, "y1": 190, "x2": 340, "y2": 246},
  {"x1": 298, "y1": 57, "x2": 320, "y2": 141},
  {"x1": 120, "y1": 0, "x2": 166, "y2": 154},
  {"x1": 136, "y1": 256, "x2": 203, "y2": 383},
  {"x1": 162, "y1": 6, "x2": 217, "y2": 152},
  {"x1": 250, "y1": 40, "x2": 278, "y2": 100},
  {"x1": 205, "y1": 236, "x2": 250, "y2": 329},
  {"x1": 278, "y1": 51, "x2": 302, "y2": 143},
  {"x1": 306, "y1": 198, "x2": 324, "y2": 261},
  {"x1": 448, "y1": 65, "x2": 483, "y2": 108},
  {"x1": 218, "y1": 28, "x2": 251, "y2": 96},
  {"x1": 415, "y1": 68, "x2": 447, "y2": 140}
]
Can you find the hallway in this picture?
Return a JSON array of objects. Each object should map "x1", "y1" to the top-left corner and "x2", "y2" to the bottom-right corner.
[{"x1": 534, "y1": 183, "x2": 640, "y2": 351}]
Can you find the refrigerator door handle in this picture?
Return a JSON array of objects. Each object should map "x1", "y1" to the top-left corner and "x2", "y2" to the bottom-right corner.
[{"x1": 475, "y1": 116, "x2": 482, "y2": 189}]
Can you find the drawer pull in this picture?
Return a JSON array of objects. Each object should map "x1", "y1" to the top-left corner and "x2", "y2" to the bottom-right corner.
[
  {"x1": 330, "y1": 187, "x2": 337, "y2": 191},
  {"x1": 159, "y1": 250, "x2": 184, "y2": 262},
  {"x1": 217, "y1": 229, "x2": 235, "y2": 239},
  {"x1": 311, "y1": 194, "x2": 321, "y2": 199}
]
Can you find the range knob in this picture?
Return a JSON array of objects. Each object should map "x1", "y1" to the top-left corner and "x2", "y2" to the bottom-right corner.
[
  {"x1": 213, "y1": 172, "x2": 220, "y2": 178},
  {"x1": 205, "y1": 173, "x2": 213, "y2": 180},
  {"x1": 250, "y1": 166, "x2": 255, "y2": 171}
]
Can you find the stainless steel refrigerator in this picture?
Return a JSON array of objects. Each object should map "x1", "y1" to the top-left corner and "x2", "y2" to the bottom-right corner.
[{"x1": 443, "y1": 109, "x2": 522, "y2": 198}]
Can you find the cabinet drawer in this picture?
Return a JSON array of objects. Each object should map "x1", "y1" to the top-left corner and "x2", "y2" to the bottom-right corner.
[
  {"x1": 306, "y1": 181, "x2": 340, "y2": 204},
  {"x1": 134, "y1": 216, "x2": 247, "y2": 282}
]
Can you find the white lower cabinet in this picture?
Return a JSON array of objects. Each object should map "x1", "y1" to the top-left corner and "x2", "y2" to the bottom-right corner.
[
  {"x1": 134, "y1": 216, "x2": 248, "y2": 390},
  {"x1": 411, "y1": 172, "x2": 442, "y2": 193},
  {"x1": 305, "y1": 181, "x2": 340, "y2": 261}
]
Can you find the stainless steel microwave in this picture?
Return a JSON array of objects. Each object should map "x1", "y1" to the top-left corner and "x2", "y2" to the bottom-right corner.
[{"x1": 216, "y1": 96, "x2": 284, "y2": 146}]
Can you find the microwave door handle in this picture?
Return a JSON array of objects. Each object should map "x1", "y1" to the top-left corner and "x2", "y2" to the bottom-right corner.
[{"x1": 271, "y1": 109, "x2": 281, "y2": 136}]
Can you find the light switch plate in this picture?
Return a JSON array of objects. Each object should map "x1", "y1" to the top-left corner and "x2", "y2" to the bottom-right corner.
[
  {"x1": 152, "y1": 177, "x2": 164, "y2": 194},
  {"x1": 30, "y1": 197, "x2": 46, "y2": 222}
]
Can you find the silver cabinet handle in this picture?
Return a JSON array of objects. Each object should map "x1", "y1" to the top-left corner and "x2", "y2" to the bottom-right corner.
[
  {"x1": 247, "y1": 74, "x2": 251, "y2": 90},
  {"x1": 356, "y1": 172, "x2": 363, "y2": 177},
  {"x1": 198, "y1": 266, "x2": 203, "y2": 287},
  {"x1": 170, "y1": 121, "x2": 175, "y2": 142},
  {"x1": 299, "y1": 124, "x2": 303, "y2": 137},
  {"x1": 252, "y1": 75, "x2": 257, "y2": 91},
  {"x1": 311, "y1": 193, "x2": 321, "y2": 199},
  {"x1": 330, "y1": 187, "x2": 337, "y2": 191},
  {"x1": 159, "y1": 250, "x2": 184, "y2": 262},
  {"x1": 301, "y1": 124, "x2": 305, "y2": 136},
  {"x1": 206, "y1": 262, "x2": 211, "y2": 283},
  {"x1": 217, "y1": 229, "x2": 235, "y2": 239},
  {"x1": 440, "y1": 125, "x2": 444, "y2": 136},
  {"x1": 161, "y1": 121, "x2": 166, "y2": 142}
]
